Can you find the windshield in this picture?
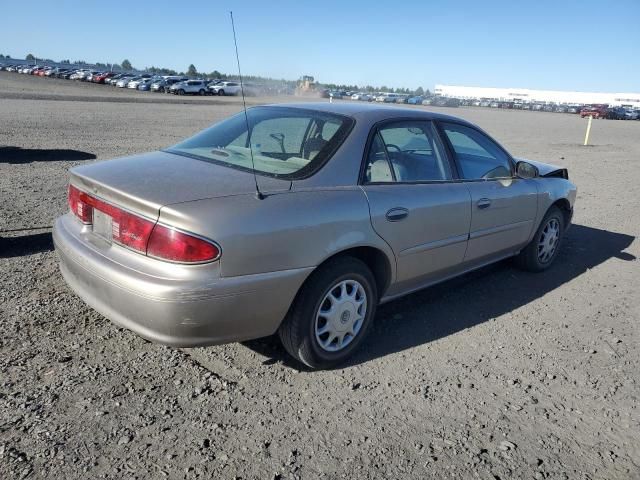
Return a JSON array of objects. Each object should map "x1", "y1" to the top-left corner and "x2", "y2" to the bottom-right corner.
[{"x1": 166, "y1": 107, "x2": 354, "y2": 179}]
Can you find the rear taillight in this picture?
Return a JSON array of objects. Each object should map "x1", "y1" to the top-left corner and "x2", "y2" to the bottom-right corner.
[
  {"x1": 148, "y1": 224, "x2": 220, "y2": 263},
  {"x1": 68, "y1": 184, "x2": 220, "y2": 263},
  {"x1": 68, "y1": 184, "x2": 93, "y2": 223}
]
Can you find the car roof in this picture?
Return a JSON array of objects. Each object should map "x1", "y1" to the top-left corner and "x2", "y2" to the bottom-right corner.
[{"x1": 262, "y1": 102, "x2": 471, "y2": 124}]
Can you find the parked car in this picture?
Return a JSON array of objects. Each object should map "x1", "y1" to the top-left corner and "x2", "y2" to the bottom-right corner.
[
  {"x1": 170, "y1": 80, "x2": 208, "y2": 95},
  {"x1": 567, "y1": 105, "x2": 582, "y2": 114},
  {"x1": 137, "y1": 78, "x2": 156, "y2": 91},
  {"x1": 53, "y1": 103, "x2": 576, "y2": 369},
  {"x1": 433, "y1": 97, "x2": 460, "y2": 108},
  {"x1": 127, "y1": 77, "x2": 148, "y2": 89},
  {"x1": 407, "y1": 96, "x2": 424, "y2": 104},
  {"x1": 116, "y1": 76, "x2": 139, "y2": 88},
  {"x1": 151, "y1": 76, "x2": 188, "y2": 93},
  {"x1": 580, "y1": 105, "x2": 608, "y2": 119},
  {"x1": 93, "y1": 72, "x2": 116, "y2": 84},
  {"x1": 375, "y1": 93, "x2": 400, "y2": 103},
  {"x1": 209, "y1": 81, "x2": 242, "y2": 96},
  {"x1": 110, "y1": 74, "x2": 135, "y2": 86},
  {"x1": 608, "y1": 107, "x2": 639, "y2": 120}
]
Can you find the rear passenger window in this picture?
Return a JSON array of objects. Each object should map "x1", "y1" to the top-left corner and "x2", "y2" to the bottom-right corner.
[
  {"x1": 441, "y1": 123, "x2": 513, "y2": 180},
  {"x1": 364, "y1": 121, "x2": 451, "y2": 183}
]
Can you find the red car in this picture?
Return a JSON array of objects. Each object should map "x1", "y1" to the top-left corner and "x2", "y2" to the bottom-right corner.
[
  {"x1": 580, "y1": 105, "x2": 609, "y2": 119},
  {"x1": 93, "y1": 72, "x2": 115, "y2": 84}
]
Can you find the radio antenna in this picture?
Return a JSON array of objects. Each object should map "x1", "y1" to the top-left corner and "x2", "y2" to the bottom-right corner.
[{"x1": 230, "y1": 11, "x2": 264, "y2": 200}]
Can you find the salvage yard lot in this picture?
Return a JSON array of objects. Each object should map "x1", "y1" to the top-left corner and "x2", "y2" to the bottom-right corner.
[{"x1": 1, "y1": 71, "x2": 639, "y2": 479}]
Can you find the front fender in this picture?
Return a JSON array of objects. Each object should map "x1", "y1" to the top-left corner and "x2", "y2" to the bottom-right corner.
[{"x1": 530, "y1": 178, "x2": 577, "y2": 240}]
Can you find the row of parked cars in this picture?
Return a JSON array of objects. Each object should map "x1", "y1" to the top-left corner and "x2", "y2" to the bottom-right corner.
[
  {"x1": 324, "y1": 88, "x2": 640, "y2": 119},
  {"x1": 0, "y1": 63, "x2": 258, "y2": 96}
]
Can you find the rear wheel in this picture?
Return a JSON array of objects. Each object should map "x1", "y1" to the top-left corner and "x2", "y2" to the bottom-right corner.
[
  {"x1": 515, "y1": 206, "x2": 564, "y2": 272},
  {"x1": 199, "y1": 89, "x2": 205, "y2": 96},
  {"x1": 279, "y1": 257, "x2": 377, "y2": 369}
]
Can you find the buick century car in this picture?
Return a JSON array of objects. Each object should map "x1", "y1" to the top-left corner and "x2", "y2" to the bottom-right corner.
[{"x1": 53, "y1": 103, "x2": 576, "y2": 368}]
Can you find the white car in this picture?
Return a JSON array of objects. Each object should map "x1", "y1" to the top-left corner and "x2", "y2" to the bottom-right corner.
[
  {"x1": 71, "y1": 69, "x2": 92, "y2": 81},
  {"x1": 127, "y1": 78, "x2": 146, "y2": 89},
  {"x1": 209, "y1": 81, "x2": 241, "y2": 96},
  {"x1": 116, "y1": 77, "x2": 135, "y2": 88},
  {"x1": 376, "y1": 93, "x2": 400, "y2": 103}
]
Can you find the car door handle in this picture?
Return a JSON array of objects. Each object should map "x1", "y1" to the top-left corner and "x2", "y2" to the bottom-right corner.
[
  {"x1": 386, "y1": 207, "x2": 409, "y2": 222},
  {"x1": 476, "y1": 198, "x2": 492, "y2": 209}
]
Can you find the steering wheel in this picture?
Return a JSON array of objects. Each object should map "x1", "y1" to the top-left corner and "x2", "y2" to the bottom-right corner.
[{"x1": 385, "y1": 144, "x2": 401, "y2": 152}]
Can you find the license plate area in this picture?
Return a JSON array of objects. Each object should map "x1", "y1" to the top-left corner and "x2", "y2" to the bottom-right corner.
[{"x1": 93, "y1": 209, "x2": 113, "y2": 243}]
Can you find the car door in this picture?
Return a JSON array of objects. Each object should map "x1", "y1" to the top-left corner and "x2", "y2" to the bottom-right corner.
[
  {"x1": 361, "y1": 120, "x2": 471, "y2": 294},
  {"x1": 439, "y1": 122, "x2": 538, "y2": 263}
]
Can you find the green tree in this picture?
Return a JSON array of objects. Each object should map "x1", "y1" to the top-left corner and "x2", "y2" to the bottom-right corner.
[
  {"x1": 187, "y1": 64, "x2": 198, "y2": 76},
  {"x1": 209, "y1": 70, "x2": 222, "y2": 79},
  {"x1": 121, "y1": 59, "x2": 133, "y2": 71},
  {"x1": 26, "y1": 53, "x2": 36, "y2": 61},
  {"x1": 415, "y1": 86, "x2": 424, "y2": 96},
  {"x1": 0, "y1": 54, "x2": 4, "y2": 59}
]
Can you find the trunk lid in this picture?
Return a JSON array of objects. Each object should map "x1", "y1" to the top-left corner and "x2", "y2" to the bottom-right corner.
[{"x1": 70, "y1": 150, "x2": 291, "y2": 219}]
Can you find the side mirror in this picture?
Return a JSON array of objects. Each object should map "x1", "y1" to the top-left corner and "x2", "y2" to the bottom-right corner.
[{"x1": 516, "y1": 161, "x2": 539, "y2": 179}]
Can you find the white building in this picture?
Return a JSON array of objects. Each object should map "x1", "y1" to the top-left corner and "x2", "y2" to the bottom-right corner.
[{"x1": 434, "y1": 84, "x2": 640, "y2": 108}]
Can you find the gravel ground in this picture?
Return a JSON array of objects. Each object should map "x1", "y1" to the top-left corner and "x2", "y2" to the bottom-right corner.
[{"x1": 1, "y1": 72, "x2": 639, "y2": 479}]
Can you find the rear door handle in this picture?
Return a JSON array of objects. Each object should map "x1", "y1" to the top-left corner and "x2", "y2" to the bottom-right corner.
[
  {"x1": 386, "y1": 207, "x2": 409, "y2": 222},
  {"x1": 476, "y1": 198, "x2": 492, "y2": 209}
]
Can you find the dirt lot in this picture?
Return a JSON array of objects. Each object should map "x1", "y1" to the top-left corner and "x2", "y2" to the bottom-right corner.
[{"x1": 1, "y1": 71, "x2": 639, "y2": 479}]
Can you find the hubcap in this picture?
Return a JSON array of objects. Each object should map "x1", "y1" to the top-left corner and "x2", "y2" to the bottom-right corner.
[
  {"x1": 315, "y1": 279, "x2": 367, "y2": 352},
  {"x1": 537, "y1": 218, "x2": 560, "y2": 264}
]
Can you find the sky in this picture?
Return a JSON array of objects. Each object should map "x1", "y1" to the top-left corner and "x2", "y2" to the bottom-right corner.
[{"x1": 1, "y1": 0, "x2": 639, "y2": 92}]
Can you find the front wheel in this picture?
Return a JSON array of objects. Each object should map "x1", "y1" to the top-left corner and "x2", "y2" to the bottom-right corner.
[
  {"x1": 217, "y1": 89, "x2": 225, "y2": 96},
  {"x1": 515, "y1": 206, "x2": 565, "y2": 272},
  {"x1": 199, "y1": 89, "x2": 205, "y2": 96},
  {"x1": 279, "y1": 257, "x2": 377, "y2": 369}
]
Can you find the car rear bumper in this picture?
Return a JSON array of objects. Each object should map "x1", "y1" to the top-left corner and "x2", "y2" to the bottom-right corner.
[{"x1": 53, "y1": 214, "x2": 313, "y2": 347}]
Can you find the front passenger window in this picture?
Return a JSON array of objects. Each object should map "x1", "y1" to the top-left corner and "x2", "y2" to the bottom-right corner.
[{"x1": 441, "y1": 123, "x2": 513, "y2": 180}]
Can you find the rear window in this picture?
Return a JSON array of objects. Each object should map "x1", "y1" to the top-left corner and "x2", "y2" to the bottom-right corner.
[{"x1": 166, "y1": 107, "x2": 354, "y2": 179}]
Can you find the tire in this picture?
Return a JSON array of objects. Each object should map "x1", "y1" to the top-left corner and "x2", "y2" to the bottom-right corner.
[
  {"x1": 199, "y1": 89, "x2": 205, "y2": 96},
  {"x1": 515, "y1": 206, "x2": 565, "y2": 272},
  {"x1": 178, "y1": 89, "x2": 185, "y2": 96},
  {"x1": 218, "y1": 89, "x2": 225, "y2": 96},
  {"x1": 278, "y1": 257, "x2": 378, "y2": 369}
]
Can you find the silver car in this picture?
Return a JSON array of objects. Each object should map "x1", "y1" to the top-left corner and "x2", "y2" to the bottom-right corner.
[
  {"x1": 53, "y1": 103, "x2": 576, "y2": 368},
  {"x1": 170, "y1": 80, "x2": 208, "y2": 95}
]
